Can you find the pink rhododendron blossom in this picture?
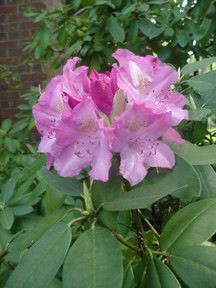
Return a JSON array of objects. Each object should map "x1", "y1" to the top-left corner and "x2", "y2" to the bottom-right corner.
[
  {"x1": 112, "y1": 105, "x2": 175, "y2": 185},
  {"x1": 32, "y1": 76, "x2": 66, "y2": 156},
  {"x1": 33, "y1": 76, "x2": 64, "y2": 135},
  {"x1": 54, "y1": 98, "x2": 112, "y2": 181},
  {"x1": 113, "y1": 49, "x2": 188, "y2": 125},
  {"x1": 33, "y1": 49, "x2": 188, "y2": 185},
  {"x1": 33, "y1": 57, "x2": 92, "y2": 157}
]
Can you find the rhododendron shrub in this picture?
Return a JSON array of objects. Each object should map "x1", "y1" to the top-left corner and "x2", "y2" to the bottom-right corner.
[
  {"x1": 5, "y1": 50, "x2": 216, "y2": 288},
  {"x1": 33, "y1": 49, "x2": 188, "y2": 186}
]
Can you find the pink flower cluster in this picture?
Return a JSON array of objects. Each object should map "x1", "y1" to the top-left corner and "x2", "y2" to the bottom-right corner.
[{"x1": 33, "y1": 49, "x2": 188, "y2": 186}]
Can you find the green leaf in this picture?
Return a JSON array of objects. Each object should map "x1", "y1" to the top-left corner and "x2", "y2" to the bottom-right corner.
[
  {"x1": 0, "y1": 208, "x2": 14, "y2": 230},
  {"x1": 15, "y1": 177, "x2": 37, "y2": 198},
  {"x1": 66, "y1": 41, "x2": 82, "y2": 56},
  {"x1": 103, "y1": 157, "x2": 200, "y2": 211},
  {"x1": 40, "y1": 26, "x2": 50, "y2": 49},
  {"x1": 9, "y1": 209, "x2": 69, "y2": 252},
  {"x1": 171, "y1": 141, "x2": 216, "y2": 165},
  {"x1": 182, "y1": 57, "x2": 216, "y2": 75},
  {"x1": 195, "y1": 165, "x2": 216, "y2": 198},
  {"x1": 138, "y1": 3, "x2": 149, "y2": 12},
  {"x1": 147, "y1": 0, "x2": 169, "y2": 3},
  {"x1": 39, "y1": 167, "x2": 82, "y2": 197},
  {"x1": 0, "y1": 225, "x2": 12, "y2": 255},
  {"x1": 96, "y1": 210, "x2": 131, "y2": 236},
  {"x1": 5, "y1": 137, "x2": 17, "y2": 153},
  {"x1": 92, "y1": 162, "x2": 122, "y2": 207},
  {"x1": 5, "y1": 222, "x2": 72, "y2": 288},
  {"x1": 139, "y1": 19, "x2": 164, "y2": 39},
  {"x1": 122, "y1": 265, "x2": 135, "y2": 288},
  {"x1": 10, "y1": 120, "x2": 28, "y2": 134},
  {"x1": 189, "y1": 108, "x2": 211, "y2": 121},
  {"x1": 96, "y1": 0, "x2": 116, "y2": 8},
  {"x1": 48, "y1": 278, "x2": 63, "y2": 288},
  {"x1": 188, "y1": 71, "x2": 216, "y2": 92},
  {"x1": 187, "y1": 71, "x2": 216, "y2": 105},
  {"x1": 12, "y1": 205, "x2": 33, "y2": 216},
  {"x1": 1, "y1": 178, "x2": 16, "y2": 203},
  {"x1": 1, "y1": 118, "x2": 12, "y2": 133},
  {"x1": 160, "y1": 198, "x2": 216, "y2": 251},
  {"x1": 17, "y1": 156, "x2": 45, "y2": 185},
  {"x1": 63, "y1": 227, "x2": 123, "y2": 288},
  {"x1": 164, "y1": 27, "x2": 174, "y2": 37},
  {"x1": 128, "y1": 20, "x2": 138, "y2": 43},
  {"x1": 144, "y1": 257, "x2": 181, "y2": 288},
  {"x1": 176, "y1": 31, "x2": 189, "y2": 48},
  {"x1": 42, "y1": 186, "x2": 65, "y2": 215},
  {"x1": 170, "y1": 245, "x2": 216, "y2": 288},
  {"x1": 107, "y1": 16, "x2": 125, "y2": 42}
]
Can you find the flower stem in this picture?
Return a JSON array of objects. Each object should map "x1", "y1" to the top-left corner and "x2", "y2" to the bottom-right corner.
[
  {"x1": 67, "y1": 216, "x2": 87, "y2": 227},
  {"x1": 113, "y1": 231, "x2": 138, "y2": 253},
  {"x1": 151, "y1": 250, "x2": 169, "y2": 257},
  {"x1": 138, "y1": 209, "x2": 160, "y2": 239},
  {"x1": 83, "y1": 181, "x2": 94, "y2": 213}
]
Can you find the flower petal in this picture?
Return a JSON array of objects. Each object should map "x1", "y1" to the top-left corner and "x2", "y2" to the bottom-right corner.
[
  {"x1": 162, "y1": 127, "x2": 184, "y2": 147},
  {"x1": 63, "y1": 57, "x2": 90, "y2": 107},
  {"x1": 147, "y1": 141, "x2": 175, "y2": 169},
  {"x1": 32, "y1": 76, "x2": 64, "y2": 135},
  {"x1": 54, "y1": 145, "x2": 92, "y2": 177},
  {"x1": 90, "y1": 70, "x2": 117, "y2": 115},
  {"x1": 120, "y1": 147, "x2": 147, "y2": 186},
  {"x1": 89, "y1": 133, "x2": 112, "y2": 182},
  {"x1": 112, "y1": 48, "x2": 135, "y2": 66}
]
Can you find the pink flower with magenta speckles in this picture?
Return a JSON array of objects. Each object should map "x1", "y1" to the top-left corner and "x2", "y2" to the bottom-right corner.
[
  {"x1": 112, "y1": 104, "x2": 175, "y2": 185},
  {"x1": 32, "y1": 76, "x2": 65, "y2": 157},
  {"x1": 53, "y1": 98, "x2": 112, "y2": 181},
  {"x1": 33, "y1": 57, "x2": 92, "y2": 161},
  {"x1": 33, "y1": 50, "x2": 188, "y2": 185},
  {"x1": 113, "y1": 49, "x2": 188, "y2": 125}
]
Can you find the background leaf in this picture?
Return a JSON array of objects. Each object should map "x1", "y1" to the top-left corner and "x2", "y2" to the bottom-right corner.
[
  {"x1": 107, "y1": 16, "x2": 125, "y2": 42},
  {"x1": 1, "y1": 178, "x2": 16, "y2": 203},
  {"x1": 0, "y1": 208, "x2": 14, "y2": 230},
  {"x1": 182, "y1": 57, "x2": 216, "y2": 75},
  {"x1": 139, "y1": 19, "x2": 165, "y2": 39}
]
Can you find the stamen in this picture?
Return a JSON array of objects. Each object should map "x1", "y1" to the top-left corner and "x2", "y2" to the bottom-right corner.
[
  {"x1": 56, "y1": 98, "x2": 64, "y2": 112},
  {"x1": 138, "y1": 78, "x2": 149, "y2": 92}
]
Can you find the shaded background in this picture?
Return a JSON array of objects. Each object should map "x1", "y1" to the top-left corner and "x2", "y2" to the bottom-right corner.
[{"x1": 0, "y1": 0, "x2": 66, "y2": 120}]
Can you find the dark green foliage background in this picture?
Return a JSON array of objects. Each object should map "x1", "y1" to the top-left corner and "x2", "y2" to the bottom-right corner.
[{"x1": 25, "y1": 0, "x2": 216, "y2": 73}]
